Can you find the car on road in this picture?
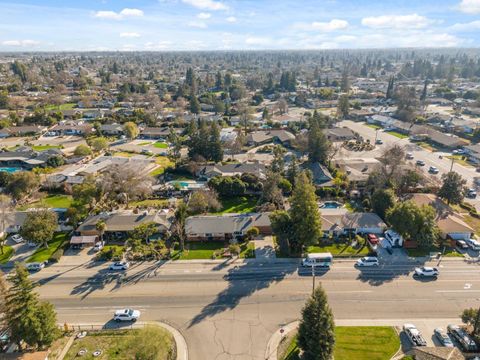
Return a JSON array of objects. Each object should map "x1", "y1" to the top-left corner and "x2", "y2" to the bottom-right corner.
[
  {"x1": 416, "y1": 160, "x2": 426, "y2": 166},
  {"x1": 456, "y1": 240, "x2": 469, "y2": 249},
  {"x1": 26, "y1": 262, "x2": 45, "y2": 272},
  {"x1": 447, "y1": 324, "x2": 478, "y2": 352},
  {"x1": 93, "y1": 241, "x2": 105, "y2": 251},
  {"x1": 302, "y1": 253, "x2": 333, "y2": 268},
  {"x1": 466, "y1": 238, "x2": 480, "y2": 251},
  {"x1": 434, "y1": 328, "x2": 454, "y2": 347},
  {"x1": 11, "y1": 234, "x2": 24, "y2": 244},
  {"x1": 466, "y1": 189, "x2": 477, "y2": 199},
  {"x1": 428, "y1": 166, "x2": 439, "y2": 174},
  {"x1": 453, "y1": 149, "x2": 465, "y2": 155},
  {"x1": 414, "y1": 266, "x2": 439, "y2": 278},
  {"x1": 356, "y1": 257, "x2": 379, "y2": 267},
  {"x1": 403, "y1": 323, "x2": 427, "y2": 346},
  {"x1": 406, "y1": 152, "x2": 414, "y2": 160},
  {"x1": 109, "y1": 261, "x2": 130, "y2": 271},
  {"x1": 375, "y1": 139, "x2": 383, "y2": 145},
  {"x1": 113, "y1": 308, "x2": 140, "y2": 322}
]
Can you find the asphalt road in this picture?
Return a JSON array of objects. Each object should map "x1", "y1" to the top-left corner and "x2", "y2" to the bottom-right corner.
[
  {"x1": 30, "y1": 258, "x2": 480, "y2": 360},
  {"x1": 338, "y1": 120, "x2": 480, "y2": 208}
]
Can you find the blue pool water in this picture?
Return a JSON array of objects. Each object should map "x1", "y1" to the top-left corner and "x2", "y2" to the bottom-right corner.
[
  {"x1": 320, "y1": 201, "x2": 342, "y2": 209},
  {"x1": 0, "y1": 167, "x2": 22, "y2": 173}
]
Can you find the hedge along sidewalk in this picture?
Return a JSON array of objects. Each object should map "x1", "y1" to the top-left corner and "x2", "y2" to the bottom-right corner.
[{"x1": 58, "y1": 321, "x2": 188, "y2": 360}]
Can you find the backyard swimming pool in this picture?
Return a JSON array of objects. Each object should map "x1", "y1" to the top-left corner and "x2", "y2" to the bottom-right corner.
[
  {"x1": 0, "y1": 167, "x2": 22, "y2": 173},
  {"x1": 320, "y1": 201, "x2": 343, "y2": 209}
]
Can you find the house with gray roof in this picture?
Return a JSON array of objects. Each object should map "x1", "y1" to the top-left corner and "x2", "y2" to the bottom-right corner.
[
  {"x1": 197, "y1": 163, "x2": 267, "y2": 180},
  {"x1": 246, "y1": 130, "x2": 295, "y2": 147}
]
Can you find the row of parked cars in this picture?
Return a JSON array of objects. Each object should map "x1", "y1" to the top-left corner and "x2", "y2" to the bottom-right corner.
[{"x1": 403, "y1": 323, "x2": 478, "y2": 352}]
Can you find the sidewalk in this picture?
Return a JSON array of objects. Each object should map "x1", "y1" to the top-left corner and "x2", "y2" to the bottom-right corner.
[{"x1": 254, "y1": 236, "x2": 277, "y2": 261}]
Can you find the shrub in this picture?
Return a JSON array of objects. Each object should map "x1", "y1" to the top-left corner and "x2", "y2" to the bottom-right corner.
[
  {"x1": 246, "y1": 227, "x2": 260, "y2": 239},
  {"x1": 97, "y1": 245, "x2": 124, "y2": 261},
  {"x1": 228, "y1": 244, "x2": 241, "y2": 256}
]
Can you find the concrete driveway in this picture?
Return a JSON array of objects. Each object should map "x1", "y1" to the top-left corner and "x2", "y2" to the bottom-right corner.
[{"x1": 5, "y1": 238, "x2": 38, "y2": 266}]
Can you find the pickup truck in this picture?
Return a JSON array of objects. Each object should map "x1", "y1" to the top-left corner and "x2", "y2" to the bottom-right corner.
[{"x1": 403, "y1": 324, "x2": 427, "y2": 346}]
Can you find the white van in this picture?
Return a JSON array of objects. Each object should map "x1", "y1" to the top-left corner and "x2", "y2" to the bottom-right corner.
[
  {"x1": 384, "y1": 229, "x2": 403, "y2": 247},
  {"x1": 302, "y1": 253, "x2": 333, "y2": 268}
]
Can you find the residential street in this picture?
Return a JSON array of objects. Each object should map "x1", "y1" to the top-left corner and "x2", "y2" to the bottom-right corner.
[
  {"x1": 337, "y1": 120, "x2": 480, "y2": 209},
  {"x1": 29, "y1": 258, "x2": 480, "y2": 360}
]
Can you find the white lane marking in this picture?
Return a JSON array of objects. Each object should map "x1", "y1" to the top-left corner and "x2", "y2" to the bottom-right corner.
[
  {"x1": 436, "y1": 290, "x2": 480, "y2": 293},
  {"x1": 464, "y1": 283, "x2": 473, "y2": 289}
]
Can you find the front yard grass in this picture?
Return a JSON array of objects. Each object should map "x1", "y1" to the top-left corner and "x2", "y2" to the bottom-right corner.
[
  {"x1": 385, "y1": 130, "x2": 408, "y2": 139},
  {"x1": 0, "y1": 246, "x2": 14, "y2": 264},
  {"x1": 172, "y1": 241, "x2": 226, "y2": 260},
  {"x1": 239, "y1": 241, "x2": 255, "y2": 258},
  {"x1": 215, "y1": 196, "x2": 258, "y2": 214},
  {"x1": 405, "y1": 245, "x2": 463, "y2": 258},
  {"x1": 27, "y1": 233, "x2": 67, "y2": 263},
  {"x1": 129, "y1": 199, "x2": 169, "y2": 209},
  {"x1": 113, "y1": 151, "x2": 136, "y2": 158},
  {"x1": 279, "y1": 326, "x2": 400, "y2": 360},
  {"x1": 64, "y1": 327, "x2": 174, "y2": 360},
  {"x1": 31, "y1": 144, "x2": 62, "y2": 151},
  {"x1": 365, "y1": 123, "x2": 382, "y2": 130},
  {"x1": 447, "y1": 155, "x2": 474, "y2": 168},
  {"x1": 153, "y1": 142, "x2": 169, "y2": 149},
  {"x1": 417, "y1": 141, "x2": 436, "y2": 152},
  {"x1": 150, "y1": 156, "x2": 175, "y2": 176},
  {"x1": 307, "y1": 240, "x2": 370, "y2": 257}
]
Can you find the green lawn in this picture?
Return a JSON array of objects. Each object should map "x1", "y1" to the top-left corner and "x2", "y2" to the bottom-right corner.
[
  {"x1": 129, "y1": 199, "x2": 169, "y2": 209},
  {"x1": 44, "y1": 103, "x2": 76, "y2": 111},
  {"x1": 31, "y1": 144, "x2": 62, "y2": 151},
  {"x1": 385, "y1": 130, "x2": 408, "y2": 139},
  {"x1": 0, "y1": 246, "x2": 14, "y2": 264},
  {"x1": 137, "y1": 141, "x2": 153, "y2": 146},
  {"x1": 405, "y1": 246, "x2": 463, "y2": 258},
  {"x1": 417, "y1": 142, "x2": 436, "y2": 152},
  {"x1": 19, "y1": 194, "x2": 73, "y2": 210},
  {"x1": 113, "y1": 151, "x2": 136, "y2": 158},
  {"x1": 172, "y1": 241, "x2": 226, "y2": 260},
  {"x1": 307, "y1": 241, "x2": 370, "y2": 257},
  {"x1": 214, "y1": 196, "x2": 258, "y2": 214},
  {"x1": 150, "y1": 156, "x2": 175, "y2": 176},
  {"x1": 447, "y1": 155, "x2": 474, "y2": 168},
  {"x1": 280, "y1": 327, "x2": 400, "y2": 360},
  {"x1": 64, "y1": 328, "x2": 174, "y2": 360},
  {"x1": 27, "y1": 233, "x2": 67, "y2": 263},
  {"x1": 153, "y1": 142, "x2": 169, "y2": 149},
  {"x1": 239, "y1": 241, "x2": 256, "y2": 258},
  {"x1": 365, "y1": 123, "x2": 382, "y2": 130}
]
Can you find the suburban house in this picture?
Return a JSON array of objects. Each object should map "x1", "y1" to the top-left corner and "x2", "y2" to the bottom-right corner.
[
  {"x1": 140, "y1": 127, "x2": 173, "y2": 140},
  {"x1": 50, "y1": 122, "x2": 93, "y2": 136},
  {"x1": 464, "y1": 143, "x2": 480, "y2": 164},
  {"x1": 197, "y1": 163, "x2": 267, "y2": 180},
  {"x1": 0, "y1": 147, "x2": 63, "y2": 169},
  {"x1": 75, "y1": 210, "x2": 173, "y2": 240},
  {"x1": 100, "y1": 124, "x2": 124, "y2": 136},
  {"x1": 302, "y1": 162, "x2": 334, "y2": 187},
  {"x1": 367, "y1": 114, "x2": 396, "y2": 128},
  {"x1": 326, "y1": 127, "x2": 357, "y2": 142},
  {"x1": 0, "y1": 125, "x2": 48, "y2": 138},
  {"x1": 246, "y1": 130, "x2": 295, "y2": 147},
  {"x1": 185, "y1": 213, "x2": 271, "y2": 241},
  {"x1": 320, "y1": 208, "x2": 387, "y2": 237},
  {"x1": 406, "y1": 193, "x2": 473, "y2": 240},
  {"x1": 333, "y1": 158, "x2": 380, "y2": 188}
]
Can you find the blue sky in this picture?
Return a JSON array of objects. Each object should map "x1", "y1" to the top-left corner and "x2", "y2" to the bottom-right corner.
[{"x1": 0, "y1": 0, "x2": 479, "y2": 51}]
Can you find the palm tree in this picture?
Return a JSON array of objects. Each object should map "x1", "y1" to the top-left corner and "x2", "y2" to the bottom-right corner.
[{"x1": 96, "y1": 220, "x2": 107, "y2": 243}]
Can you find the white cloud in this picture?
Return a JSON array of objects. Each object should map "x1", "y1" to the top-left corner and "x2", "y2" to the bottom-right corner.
[
  {"x1": 226, "y1": 16, "x2": 237, "y2": 23},
  {"x1": 120, "y1": 32, "x2": 141, "y2": 38},
  {"x1": 2, "y1": 39, "x2": 40, "y2": 47},
  {"x1": 188, "y1": 21, "x2": 208, "y2": 28},
  {"x1": 94, "y1": 8, "x2": 144, "y2": 20},
  {"x1": 182, "y1": 0, "x2": 228, "y2": 11},
  {"x1": 197, "y1": 12, "x2": 211, "y2": 19},
  {"x1": 295, "y1": 19, "x2": 349, "y2": 32},
  {"x1": 459, "y1": 0, "x2": 480, "y2": 13},
  {"x1": 450, "y1": 20, "x2": 480, "y2": 31},
  {"x1": 245, "y1": 37, "x2": 271, "y2": 46},
  {"x1": 361, "y1": 13, "x2": 434, "y2": 29}
]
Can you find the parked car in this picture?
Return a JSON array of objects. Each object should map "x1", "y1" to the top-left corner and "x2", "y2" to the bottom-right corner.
[
  {"x1": 375, "y1": 139, "x2": 383, "y2": 145},
  {"x1": 434, "y1": 328, "x2": 454, "y2": 347},
  {"x1": 26, "y1": 262, "x2": 45, "y2": 272},
  {"x1": 403, "y1": 324, "x2": 427, "y2": 346},
  {"x1": 384, "y1": 229, "x2": 403, "y2": 247},
  {"x1": 26, "y1": 241, "x2": 37, "y2": 247},
  {"x1": 457, "y1": 240, "x2": 469, "y2": 249},
  {"x1": 356, "y1": 257, "x2": 379, "y2": 267},
  {"x1": 367, "y1": 234, "x2": 379, "y2": 245},
  {"x1": 428, "y1": 166, "x2": 439, "y2": 174},
  {"x1": 466, "y1": 189, "x2": 477, "y2": 199},
  {"x1": 414, "y1": 266, "x2": 439, "y2": 278},
  {"x1": 466, "y1": 238, "x2": 480, "y2": 251},
  {"x1": 447, "y1": 324, "x2": 478, "y2": 352},
  {"x1": 113, "y1": 308, "x2": 140, "y2": 322},
  {"x1": 93, "y1": 241, "x2": 105, "y2": 252},
  {"x1": 453, "y1": 149, "x2": 465, "y2": 155},
  {"x1": 109, "y1": 261, "x2": 129, "y2": 270},
  {"x1": 416, "y1": 160, "x2": 426, "y2": 166},
  {"x1": 406, "y1": 152, "x2": 414, "y2": 160},
  {"x1": 11, "y1": 234, "x2": 24, "y2": 244}
]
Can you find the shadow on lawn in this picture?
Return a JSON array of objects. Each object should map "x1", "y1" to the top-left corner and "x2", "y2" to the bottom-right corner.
[{"x1": 188, "y1": 261, "x2": 299, "y2": 327}]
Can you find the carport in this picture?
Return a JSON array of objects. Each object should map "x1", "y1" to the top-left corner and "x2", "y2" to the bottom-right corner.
[{"x1": 70, "y1": 235, "x2": 98, "y2": 247}]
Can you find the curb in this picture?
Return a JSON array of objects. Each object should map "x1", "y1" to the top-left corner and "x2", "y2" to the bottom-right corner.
[
  {"x1": 265, "y1": 321, "x2": 299, "y2": 360},
  {"x1": 62, "y1": 321, "x2": 188, "y2": 360}
]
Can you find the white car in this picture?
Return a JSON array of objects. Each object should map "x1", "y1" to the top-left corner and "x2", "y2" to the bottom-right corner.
[
  {"x1": 113, "y1": 308, "x2": 140, "y2": 322},
  {"x1": 406, "y1": 152, "x2": 414, "y2": 160},
  {"x1": 109, "y1": 261, "x2": 129, "y2": 271},
  {"x1": 428, "y1": 166, "x2": 439, "y2": 174},
  {"x1": 356, "y1": 257, "x2": 379, "y2": 267},
  {"x1": 11, "y1": 234, "x2": 24, "y2": 244},
  {"x1": 26, "y1": 262, "x2": 45, "y2": 272},
  {"x1": 93, "y1": 241, "x2": 105, "y2": 251},
  {"x1": 414, "y1": 266, "x2": 439, "y2": 278},
  {"x1": 466, "y1": 239, "x2": 480, "y2": 251},
  {"x1": 403, "y1": 323, "x2": 427, "y2": 346}
]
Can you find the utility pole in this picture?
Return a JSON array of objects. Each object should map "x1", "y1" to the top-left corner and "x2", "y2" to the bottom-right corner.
[
  {"x1": 450, "y1": 156, "x2": 454, "y2": 172},
  {"x1": 311, "y1": 264, "x2": 316, "y2": 294}
]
